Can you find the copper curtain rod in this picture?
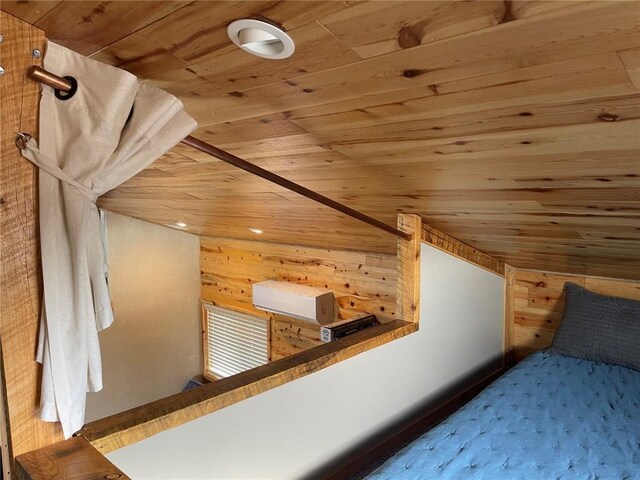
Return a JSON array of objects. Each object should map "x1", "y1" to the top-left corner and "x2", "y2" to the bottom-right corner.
[{"x1": 27, "y1": 66, "x2": 411, "y2": 241}]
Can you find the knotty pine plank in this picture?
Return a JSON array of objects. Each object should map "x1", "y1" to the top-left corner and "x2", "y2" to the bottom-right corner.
[
  {"x1": 289, "y1": 54, "x2": 636, "y2": 133},
  {"x1": 185, "y1": 2, "x2": 640, "y2": 124},
  {"x1": 200, "y1": 237, "x2": 397, "y2": 360},
  {"x1": 34, "y1": 1, "x2": 189, "y2": 55},
  {"x1": 318, "y1": 1, "x2": 505, "y2": 58}
]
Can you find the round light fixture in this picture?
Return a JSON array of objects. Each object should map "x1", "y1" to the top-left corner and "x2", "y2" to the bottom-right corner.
[{"x1": 228, "y1": 19, "x2": 295, "y2": 60}]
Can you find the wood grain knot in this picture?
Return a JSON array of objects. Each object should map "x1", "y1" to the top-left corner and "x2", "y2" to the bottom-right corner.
[
  {"x1": 598, "y1": 112, "x2": 619, "y2": 122},
  {"x1": 402, "y1": 69, "x2": 426, "y2": 78},
  {"x1": 397, "y1": 25, "x2": 422, "y2": 49}
]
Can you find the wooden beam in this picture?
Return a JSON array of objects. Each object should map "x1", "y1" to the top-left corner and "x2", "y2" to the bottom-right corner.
[
  {"x1": 79, "y1": 319, "x2": 417, "y2": 454},
  {"x1": 14, "y1": 437, "x2": 129, "y2": 480},
  {"x1": 396, "y1": 214, "x2": 422, "y2": 323},
  {"x1": 504, "y1": 264, "x2": 516, "y2": 366},
  {"x1": 421, "y1": 224, "x2": 505, "y2": 277},
  {"x1": 0, "y1": 11, "x2": 64, "y2": 466}
]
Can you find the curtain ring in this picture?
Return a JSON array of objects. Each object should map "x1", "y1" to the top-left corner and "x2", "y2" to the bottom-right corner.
[
  {"x1": 15, "y1": 132, "x2": 32, "y2": 150},
  {"x1": 54, "y1": 76, "x2": 78, "y2": 101}
]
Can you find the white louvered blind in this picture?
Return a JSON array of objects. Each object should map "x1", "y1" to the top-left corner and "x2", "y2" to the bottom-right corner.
[{"x1": 205, "y1": 304, "x2": 269, "y2": 379}]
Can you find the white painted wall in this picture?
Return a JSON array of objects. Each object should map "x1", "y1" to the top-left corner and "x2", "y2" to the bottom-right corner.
[
  {"x1": 84, "y1": 212, "x2": 202, "y2": 422},
  {"x1": 107, "y1": 244, "x2": 504, "y2": 479}
]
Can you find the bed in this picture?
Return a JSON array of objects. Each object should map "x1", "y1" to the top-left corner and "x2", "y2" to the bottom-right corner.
[{"x1": 367, "y1": 284, "x2": 640, "y2": 480}]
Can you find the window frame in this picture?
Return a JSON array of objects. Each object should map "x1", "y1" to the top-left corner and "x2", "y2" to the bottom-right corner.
[{"x1": 202, "y1": 303, "x2": 270, "y2": 381}]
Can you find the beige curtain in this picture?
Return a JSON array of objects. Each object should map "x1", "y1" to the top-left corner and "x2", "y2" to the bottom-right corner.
[{"x1": 19, "y1": 42, "x2": 197, "y2": 438}]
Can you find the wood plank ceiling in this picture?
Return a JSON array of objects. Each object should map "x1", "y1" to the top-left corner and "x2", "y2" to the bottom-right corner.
[{"x1": 3, "y1": 0, "x2": 640, "y2": 280}]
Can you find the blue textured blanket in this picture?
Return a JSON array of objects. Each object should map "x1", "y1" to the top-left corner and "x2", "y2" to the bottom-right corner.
[{"x1": 367, "y1": 352, "x2": 640, "y2": 479}]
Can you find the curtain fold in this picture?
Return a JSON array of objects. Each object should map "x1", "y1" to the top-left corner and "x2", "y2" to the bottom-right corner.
[{"x1": 19, "y1": 42, "x2": 197, "y2": 438}]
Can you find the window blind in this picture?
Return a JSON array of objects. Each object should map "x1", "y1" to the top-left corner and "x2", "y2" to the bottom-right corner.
[{"x1": 204, "y1": 304, "x2": 269, "y2": 379}]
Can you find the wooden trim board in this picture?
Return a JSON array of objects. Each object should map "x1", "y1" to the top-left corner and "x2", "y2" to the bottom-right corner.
[
  {"x1": 421, "y1": 224, "x2": 505, "y2": 277},
  {"x1": 396, "y1": 214, "x2": 421, "y2": 323},
  {"x1": 14, "y1": 437, "x2": 129, "y2": 480},
  {"x1": 503, "y1": 264, "x2": 516, "y2": 365}
]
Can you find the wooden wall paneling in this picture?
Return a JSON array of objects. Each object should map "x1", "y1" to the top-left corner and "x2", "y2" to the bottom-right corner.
[
  {"x1": 0, "y1": 341, "x2": 11, "y2": 479},
  {"x1": 510, "y1": 268, "x2": 640, "y2": 360},
  {"x1": 0, "y1": 11, "x2": 64, "y2": 465},
  {"x1": 14, "y1": 437, "x2": 129, "y2": 480},
  {"x1": 271, "y1": 315, "x2": 322, "y2": 361},
  {"x1": 396, "y1": 214, "x2": 421, "y2": 323},
  {"x1": 200, "y1": 237, "x2": 397, "y2": 359}
]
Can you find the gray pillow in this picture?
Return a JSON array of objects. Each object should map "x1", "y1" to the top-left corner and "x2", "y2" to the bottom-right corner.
[{"x1": 548, "y1": 282, "x2": 640, "y2": 371}]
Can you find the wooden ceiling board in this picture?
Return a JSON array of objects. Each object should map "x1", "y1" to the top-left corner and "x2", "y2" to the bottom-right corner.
[
  {"x1": 36, "y1": 1, "x2": 189, "y2": 56},
  {"x1": 315, "y1": 1, "x2": 505, "y2": 58},
  {"x1": 3, "y1": 0, "x2": 639, "y2": 280},
  {"x1": 0, "y1": 1, "x2": 61, "y2": 24}
]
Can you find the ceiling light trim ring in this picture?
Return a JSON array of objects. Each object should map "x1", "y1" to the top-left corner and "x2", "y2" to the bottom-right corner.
[{"x1": 228, "y1": 19, "x2": 295, "y2": 60}]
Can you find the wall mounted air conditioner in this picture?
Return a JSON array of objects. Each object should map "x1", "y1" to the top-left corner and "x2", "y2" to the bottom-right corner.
[{"x1": 252, "y1": 280, "x2": 335, "y2": 325}]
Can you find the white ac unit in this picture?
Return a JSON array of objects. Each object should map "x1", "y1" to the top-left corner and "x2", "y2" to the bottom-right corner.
[{"x1": 252, "y1": 280, "x2": 335, "y2": 325}]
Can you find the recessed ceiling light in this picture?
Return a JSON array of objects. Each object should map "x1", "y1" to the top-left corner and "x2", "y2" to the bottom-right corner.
[
  {"x1": 228, "y1": 19, "x2": 295, "y2": 60},
  {"x1": 164, "y1": 222, "x2": 189, "y2": 230},
  {"x1": 249, "y1": 228, "x2": 263, "y2": 234}
]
